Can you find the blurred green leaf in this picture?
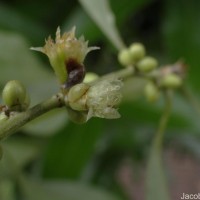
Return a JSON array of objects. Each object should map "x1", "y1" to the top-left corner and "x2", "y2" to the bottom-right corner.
[
  {"x1": 79, "y1": 0, "x2": 125, "y2": 50},
  {"x1": 146, "y1": 146, "x2": 170, "y2": 200},
  {"x1": 120, "y1": 100, "x2": 189, "y2": 129},
  {"x1": 64, "y1": 0, "x2": 151, "y2": 45},
  {"x1": 0, "y1": 179, "x2": 15, "y2": 200},
  {"x1": 0, "y1": 31, "x2": 67, "y2": 135},
  {"x1": 0, "y1": 31, "x2": 57, "y2": 101},
  {"x1": 63, "y1": 7, "x2": 101, "y2": 43},
  {"x1": 162, "y1": 0, "x2": 200, "y2": 89},
  {"x1": 0, "y1": 3, "x2": 46, "y2": 43},
  {"x1": 43, "y1": 120, "x2": 104, "y2": 179},
  {"x1": 110, "y1": 0, "x2": 152, "y2": 25},
  {"x1": 20, "y1": 176, "x2": 120, "y2": 200},
  {"x1": 23, "y1": 109, "x2": 68, "y2": 136},
  {"x1": 0, "y1": 138, "x2": 39, "y2": 174}
]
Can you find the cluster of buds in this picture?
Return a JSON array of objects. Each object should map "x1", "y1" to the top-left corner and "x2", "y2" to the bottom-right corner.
[
  {"x1": 118, "y1": 42, "x2": 185, "y2": 103},
  {"x1": 144, "y1": 61, "x2": 185, "y2": 102},
  {"x1": 118, "y1": 43, "x2": 158, "y2": 73}
]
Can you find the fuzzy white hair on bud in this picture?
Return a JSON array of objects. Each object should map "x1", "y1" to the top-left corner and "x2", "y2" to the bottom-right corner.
[{"x1": 86, "y1": 79, "x2": 123, "y2": 120}]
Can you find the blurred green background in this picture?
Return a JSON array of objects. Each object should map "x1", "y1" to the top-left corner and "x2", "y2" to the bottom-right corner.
[{"x1": 0, "y1": 0, "x2": 200, "y2": 200}]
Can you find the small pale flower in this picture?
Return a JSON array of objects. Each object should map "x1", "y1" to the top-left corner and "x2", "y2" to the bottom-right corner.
[
  {"x1": 31, "y1": 27, "x2": 99, "y2": 85},
  {"x1": 86, "y1": 79, "x2": 123, "y2": 120}
]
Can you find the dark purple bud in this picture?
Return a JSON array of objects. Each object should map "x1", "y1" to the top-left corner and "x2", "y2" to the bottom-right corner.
[{"x1": 64, "y1": 58, "x2": 85, "y2": 88}]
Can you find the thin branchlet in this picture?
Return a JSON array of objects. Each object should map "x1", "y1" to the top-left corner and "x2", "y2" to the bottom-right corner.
[{"x1": 0, "y1": 93, "x2": 64, "y2": 140}]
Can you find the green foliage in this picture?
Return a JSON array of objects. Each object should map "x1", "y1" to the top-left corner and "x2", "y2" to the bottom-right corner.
[
  {"x1": 146, "y1": 146, "x2": 170, "y2": 200},
  {"x1": 0, "y1": 0, "x2": 200, "y2": 200},
  {"x1": 162, "y1": 0, "x2": 200, "y2": 89},
  {"x1": 43, "y1": 120, "x2": 104, "y2": 179},
  {"x1": 79, "y1": 0, "x2": 125, "y2": 50},
  {"x1": 20, "y1": 176, "x2": 120, "y2": 200}
]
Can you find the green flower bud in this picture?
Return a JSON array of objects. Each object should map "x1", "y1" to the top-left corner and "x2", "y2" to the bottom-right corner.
[
  {"x1": 2, "y1": 80, "x2": 26, "y2": 109},
  {"x1": 137, "y1": 56, "x2": 158, "y2": 73},
  {"x1": 144, "y1": 82, "x2": 160, "y2": 102},
  {"x1": 84, "y1": 72, "x2": 99, "y2": 83},
  {"x1": 66, "y1": 83, "x2": 89, "y2": 111},
  {"x1": 129, "y1": 43, "x2": 145, "y2": 62},
  {"x1": 118, "y1": 49, "x2": 132, "y2": 66},
  {"x1": 160, "y1": 74, "x2": 182, "y2": 89}
]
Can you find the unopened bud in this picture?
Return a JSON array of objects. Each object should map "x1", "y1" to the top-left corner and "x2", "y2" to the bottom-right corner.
[
  {"x1": 137, "y1": 56, "x2": 158, "y2": 73},
  {"x1": 144, "y1": 82, "x2": 160, "y2": 102},
  {"x1": 66, "y1": 83, "x2": 89, "y2": 111},
  {"x1": 84, "y1": 72, "x2": 99, "y2": 83},
  {"x1": 160, "y1": 74, "x2": 182, "y2": 89},
  {"x1": 118, "y1": 49, "x2": 132, "y2": 66},
  {"x1": 2, "y1": 80, "x2": 27, "y2": 110},
  {"x1": 129, "y1": 43, "x2": 145, "y2": 62}
]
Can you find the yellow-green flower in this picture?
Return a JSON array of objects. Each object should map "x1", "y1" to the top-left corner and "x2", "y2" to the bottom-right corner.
[{"x1": 31, "y1": 27, "x2": 99, "y2": 85}]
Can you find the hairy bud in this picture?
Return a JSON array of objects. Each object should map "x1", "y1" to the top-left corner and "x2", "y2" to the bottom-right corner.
[
  {"x1": 65, "y1": 79, "x2": 123, "y2": 121},
  {"x1": 86, "y1": 79, "x2": 123, "y2": 120}
]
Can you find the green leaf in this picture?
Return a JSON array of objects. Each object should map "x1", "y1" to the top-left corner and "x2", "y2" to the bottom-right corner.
[
  {"x1": 0, "y1": 179, "x2": 15, "y2": 200},
  {"x1": 162, "y1": 0, "x2": 200, "y2": 89},
  {"x1": 0, "y1": 31, "x2": 57, "y2": 101},
  {"x1": 0, "y1": 31, "x2": 67, "y2": 135},
  {"x1": 146, "y1": 146, "x2": 170, "y2": 200},
  {"x1": 0, "y1": 3, "x2": 46, "y2": 43},
  {"x1": 23, "y1": 109, "x2": 68, "y2": 136},
  {"x1": 43, "y1": 119, "x2": 104, "y2": 179},
  {"x1": 63, "y1": 7, "x2": 102, "y2": 43},
  {"x1": 78, "y1": 0, "x2": 125, "y2": 50},
  {"x1": 0, "y1": 138, "x2": 39, "y2": 174},
  {"x1": 110, "y1": 0, "x2": 152, "y2": 25},
  {"x1": 19, "y1": 176, "x2": 120, "y2": 200},
  {"x1": 64, "y1": 0, "x2": 151, "y2": 45}
]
